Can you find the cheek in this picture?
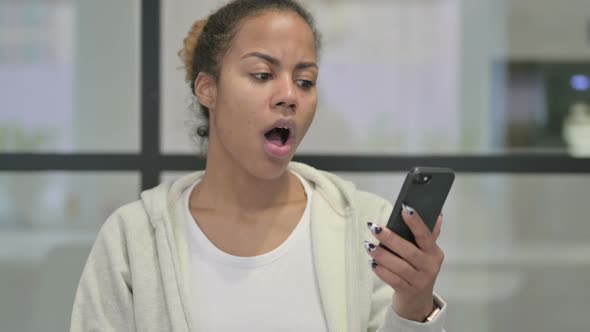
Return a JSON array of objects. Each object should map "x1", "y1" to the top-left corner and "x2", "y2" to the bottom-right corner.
[
  {"x1": 300, "y1": 113, "x2": 315, "y2": 140},
  {"x1": 300, "y1": 95, "x2": 318, "y2": 130},
  {"x1": 219, "y1": 74, "x2": 265, "y2": 117},
  {"x1": 214, "y1": 87, "x2": 263, "y2": 143}
]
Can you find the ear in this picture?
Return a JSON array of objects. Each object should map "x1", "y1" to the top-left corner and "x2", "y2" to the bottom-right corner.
[{"x1": 194, "y1": 72, "x2": 217, "y2": 110}]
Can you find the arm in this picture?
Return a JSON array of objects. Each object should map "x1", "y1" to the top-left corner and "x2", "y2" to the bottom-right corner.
[{"x1": 70, "y1": 212, "x2": 136, "y2": 332}]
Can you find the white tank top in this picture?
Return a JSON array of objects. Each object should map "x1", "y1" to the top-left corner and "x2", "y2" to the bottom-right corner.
[{"x1": 183, "y1": 172, "x2": 329, "y2": 332}]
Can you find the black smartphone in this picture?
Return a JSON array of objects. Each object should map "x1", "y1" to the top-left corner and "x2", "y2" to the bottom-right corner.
[{"x1": 380, "y1": 167, "x2": 455, "y2": 250}]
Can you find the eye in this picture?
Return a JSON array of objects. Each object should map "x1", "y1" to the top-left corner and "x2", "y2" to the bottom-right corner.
[
  {"x1": 296, "y1": 79, "x2": 315, "y2": 89},
  {"x1": 252, "y1": 73, "x2": 273, "y2": 81}
]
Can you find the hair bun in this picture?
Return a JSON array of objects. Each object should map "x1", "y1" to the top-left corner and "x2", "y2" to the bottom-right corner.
[{"x1": 179, "y1": 18, "x2": 208, "y2": 83}]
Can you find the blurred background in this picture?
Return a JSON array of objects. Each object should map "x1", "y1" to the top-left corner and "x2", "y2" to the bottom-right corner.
[{"x1": 1, "y1": 0, "x2": 589, "y2": 331}]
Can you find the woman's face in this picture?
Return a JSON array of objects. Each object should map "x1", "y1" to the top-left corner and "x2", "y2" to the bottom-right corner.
[{"x1": 207, "y1": 10, "x2": 319, "y2": 179}]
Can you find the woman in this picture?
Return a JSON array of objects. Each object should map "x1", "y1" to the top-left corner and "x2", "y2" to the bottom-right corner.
[{"x1": 71, "y1": 0, "x2": 447, "y2": 331}]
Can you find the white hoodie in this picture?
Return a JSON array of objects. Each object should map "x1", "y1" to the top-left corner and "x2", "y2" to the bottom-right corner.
[{"x1": 71, "y1": 162, "x2": 447, "y2": 332}]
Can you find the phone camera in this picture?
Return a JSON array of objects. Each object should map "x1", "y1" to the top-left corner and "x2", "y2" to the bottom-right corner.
[{"x1": 414, "y1": 174, "x2": 432, "y2": 184}]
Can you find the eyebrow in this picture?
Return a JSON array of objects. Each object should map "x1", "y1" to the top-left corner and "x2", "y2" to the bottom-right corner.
[{"x1": 241, "y1": 51, "x2": 318, "y2": 70}]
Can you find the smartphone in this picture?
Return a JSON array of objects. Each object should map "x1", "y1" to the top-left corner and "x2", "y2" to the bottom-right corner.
[{"x1": 380, "y1": 167, "x2": 455, "y2": 251}]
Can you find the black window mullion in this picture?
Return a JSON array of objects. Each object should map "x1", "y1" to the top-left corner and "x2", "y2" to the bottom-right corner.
[
  {"x1": 140, "y1": 0, "x2": 161, "y2": 191},
  {"x1": 1, "y1": 154, "x2": 589, "y2": 174}
]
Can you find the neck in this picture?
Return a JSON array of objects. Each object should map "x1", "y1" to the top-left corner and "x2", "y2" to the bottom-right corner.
[{"x1": 192, "y1": 141, "x2": 302, "y2": 214}]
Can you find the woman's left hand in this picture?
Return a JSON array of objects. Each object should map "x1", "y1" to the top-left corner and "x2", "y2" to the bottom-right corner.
[{"x1": 365, "y1": 206, "x2": 444, "y2": 322}]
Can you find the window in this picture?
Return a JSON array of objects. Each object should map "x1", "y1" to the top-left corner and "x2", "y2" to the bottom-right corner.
[{"x1": 1, "y1": 0, "x2": 588, "y2": 330}]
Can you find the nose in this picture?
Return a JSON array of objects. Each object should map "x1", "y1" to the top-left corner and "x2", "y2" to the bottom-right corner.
[{"x1": 272, "y1": 75, "x2": 297, "y2": 112}]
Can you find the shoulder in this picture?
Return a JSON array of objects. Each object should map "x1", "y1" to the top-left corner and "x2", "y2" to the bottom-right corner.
[
  {"x1": 354, "y1": 189, "x2": 392, "y2": 212},
  {"x1": 307, "y1": 165, "x2": 392, "y2": 215},
  {"x1": 95, "y1": 200, "x2": 154, "y2": 250},
  {"x1": 105, "y1": 200, "x2": 151, "y2": 230},
  {"x1": 291, "y1": 162, "x2": 393, "y2": 217},
  {"x1": 353, "y1": 189, "x2": 393, "y2": 224}
]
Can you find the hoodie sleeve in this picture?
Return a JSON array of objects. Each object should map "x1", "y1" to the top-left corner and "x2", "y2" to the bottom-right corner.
[
  {"x1": 368, "y1": 197, "x2": 448, "y2": 332},
  {"x1": 70, "y1": 210, "x2": 136, "y2": 332},
  {"x1": 374, "y1": 290, "x2": 447, "y2": 332}
]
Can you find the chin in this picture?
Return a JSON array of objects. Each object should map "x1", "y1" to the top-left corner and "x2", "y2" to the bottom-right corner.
[{"x1": 248, "y1": 155, "x2": 293, "y2": 181}]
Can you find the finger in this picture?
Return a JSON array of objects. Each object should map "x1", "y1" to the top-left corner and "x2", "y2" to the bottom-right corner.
[
  {"x1": 367, "y1": 222, "x2": 424, "y2": 270},
  {"x1": 366, "y1": 241, "x2": 418, "y2": 287},
  {"x1": 432, "y1": 215, "x2": 443, "y2": 241},
  {"x1": 401, "y1": 204, "x2": 436, "y2": 252},
  {"x1": 370, "y1": 258, "x2": 412, "y2": 292}
]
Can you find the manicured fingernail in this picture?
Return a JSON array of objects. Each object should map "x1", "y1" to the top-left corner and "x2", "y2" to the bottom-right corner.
[
  {"x1": 363, "y1": 240, "x2": 377, "y2": 253},
  {"x1": 367, "y1": 222, "x2": 382, "y2": 234},
  {"x1": 369, "y1": 259, "x2": 378, "y2": 269},
  {"x1": 401, "y1": 203, "x2": 415, "y2": 216}
]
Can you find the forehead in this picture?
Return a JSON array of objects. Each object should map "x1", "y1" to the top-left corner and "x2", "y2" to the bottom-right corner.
[{"x1": 226, "y1": 10, "x2": 317, "y2": 62}]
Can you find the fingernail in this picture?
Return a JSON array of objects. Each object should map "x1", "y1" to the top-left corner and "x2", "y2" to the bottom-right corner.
[
  {"x1": 369, "y1": 259, "x2": 378, "y2": 269},
  {"x1": 367, "y1": 222, "x2": 382, "y2": 234},
  {"x1": 401, "y1": 203, "x2": 415, "y2": 216},
  {"x1": 363, "y1": 240, "x2": 377, "y2": 253}
]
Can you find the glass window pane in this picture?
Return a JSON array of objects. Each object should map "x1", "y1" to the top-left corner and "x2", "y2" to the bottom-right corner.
[
  {"x1": 0, "y1": 1, "x2": 140, "y2": 152},
  {"x1": 160, "y1": 0, "x2": 211, "y2": 155},
  {"x1": 161, "y1": 0, "x2": 590, "y2": 156},
  {"x1": 500, "y1": 0, "x2": 590, "y2": 157},
  {"x1": 0, "y1": 172, "x2": 139, "y2": 331}
]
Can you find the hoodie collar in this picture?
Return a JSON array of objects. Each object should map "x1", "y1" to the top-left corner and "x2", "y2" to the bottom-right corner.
[{"x1": 139, "y1": 161, "x2": 358, "y2": 227}]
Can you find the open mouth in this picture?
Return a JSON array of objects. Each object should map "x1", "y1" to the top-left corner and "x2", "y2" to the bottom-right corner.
[{"x1": 264, "y1": 127, "x2": 290, "y2": 145}]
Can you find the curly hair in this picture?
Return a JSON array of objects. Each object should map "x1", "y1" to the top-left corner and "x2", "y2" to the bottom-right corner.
[{"x1": 177, "y1": 0, "x2": 322, "y2": 151}]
